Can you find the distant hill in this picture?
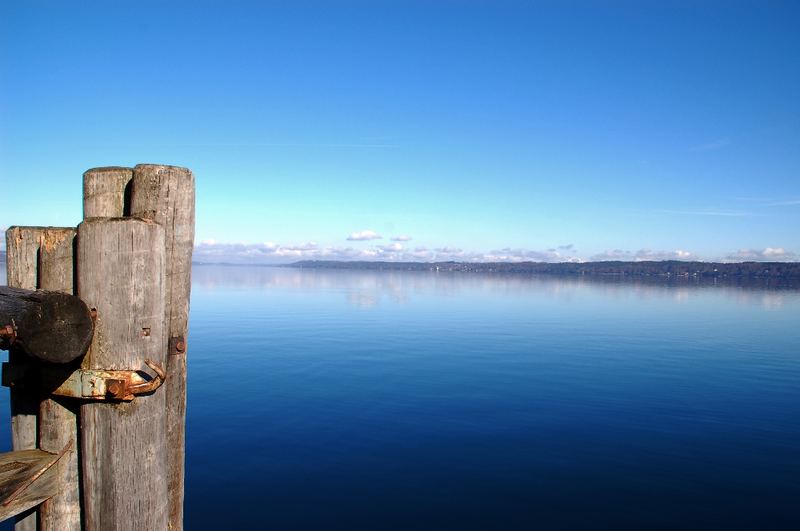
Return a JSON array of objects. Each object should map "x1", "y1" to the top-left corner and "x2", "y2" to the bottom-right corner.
[{"x1": 291, "y1": 260, "x2": 800, "y2": 279}]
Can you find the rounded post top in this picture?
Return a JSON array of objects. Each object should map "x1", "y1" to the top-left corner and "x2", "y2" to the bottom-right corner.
[
  {"x1": 134, "y1": 163, "x2": 193, "y2": 174},
  {"x1": 84, "y1": 164, "x2": 193, "y2": 175},
  {"x1": 83, "y1": 166, "x2": 133, "y2": 175}
]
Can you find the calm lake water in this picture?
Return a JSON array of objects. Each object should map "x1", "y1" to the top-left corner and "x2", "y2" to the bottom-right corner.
[{"x1": 2, "y1": 265, "x2": 799, "y2": 529}]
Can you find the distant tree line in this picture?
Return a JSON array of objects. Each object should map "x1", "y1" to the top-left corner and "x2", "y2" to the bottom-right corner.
[{"x1": 291, "y1": 260, "x2": 800, "y2": 278}]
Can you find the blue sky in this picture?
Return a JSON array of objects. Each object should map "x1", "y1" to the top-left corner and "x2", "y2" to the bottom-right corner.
[{"x1": 1, "y1": 0, "x2": 798, "y2": 263}]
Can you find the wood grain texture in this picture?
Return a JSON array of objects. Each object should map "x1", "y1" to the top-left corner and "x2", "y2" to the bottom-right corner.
[
  {"x1": 6, "y1": 228, "x2": 39, "y2": 290},
  {"x1": 83, "y1": 167, "x2": 133, "y2": 219},
  {"x1": 5, "y1": 227, "x2": 41, "y2": 531},
  {"x1": 77, "y1": 218, "x2": 168, "y2": 531},
  {"x1": 36, "y1": 227, "x2": 82, "y2": 531},
  {"x1": 132, "y1": 164, "x2": 195, "y2": 529},
  {"x1": 0, "y1": 449, "x2": 62, "y2": 524},
  {"x1": 37, "y1": 228, "x2": 76, "y2": 294}
]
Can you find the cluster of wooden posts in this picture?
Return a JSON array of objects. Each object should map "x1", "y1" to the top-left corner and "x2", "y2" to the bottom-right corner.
[{"x1": 0, "y1": 165, "x2": 195, "y2": 530}]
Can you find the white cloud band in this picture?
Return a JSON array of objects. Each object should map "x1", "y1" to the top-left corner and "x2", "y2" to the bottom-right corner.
[{"x1": 347, "y1": 230, "x2": 382, "y2": 241}]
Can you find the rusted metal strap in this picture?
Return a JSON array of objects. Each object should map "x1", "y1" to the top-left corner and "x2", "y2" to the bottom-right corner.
[{"x1": 1, "y1": 359, "x2": 166, "y2": 402}]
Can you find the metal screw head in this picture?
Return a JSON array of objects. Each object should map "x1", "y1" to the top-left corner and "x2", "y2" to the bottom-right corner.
[
  {"x1": 106, "y1": 380, "x2": 125, "y2": 399},
  {"x1": 0, "y1": 324, "x2": 16, "y2": 344}
]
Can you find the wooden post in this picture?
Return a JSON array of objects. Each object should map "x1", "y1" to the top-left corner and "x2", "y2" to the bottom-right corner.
[
  {"x1": 5, "y1": 227, "x2": 85, "y2": 530},
  {"x1": 5, "y1": 226, "x2": 42, "y2": 531},
  {"x1": 37, "y1": 227, "x2": 82, "y2": 531},
  {"x1": 131, "y1": 164, "x2": 194, "y2": 529},
  {"x1": 2, "y1": 164, "x2": 193, "y2": 529},
  {"x1": 78, "y1": 216, "x2": 168, "y2": 528},
  {"x1": 83, "y1": 167, "x2": 133, "y2": 218}
]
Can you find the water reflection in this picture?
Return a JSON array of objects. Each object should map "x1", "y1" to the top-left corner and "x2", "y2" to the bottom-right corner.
[
  {"x1": 4, "y1": 262, "x2": 798, "y2": 312},
  {"x1": 191, "y1": 265, "x2": 800, "y2": 310},
  {"x1": 3, "y1": 262, "x2": 799, "y2": 530},
  {"x1": 186, "y1": 264, "x2": 800, "y2": 530}
]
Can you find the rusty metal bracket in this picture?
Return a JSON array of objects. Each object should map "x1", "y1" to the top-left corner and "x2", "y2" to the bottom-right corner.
[{"x1": 1, "y1": 359, "x2": 166, "y2": 402}]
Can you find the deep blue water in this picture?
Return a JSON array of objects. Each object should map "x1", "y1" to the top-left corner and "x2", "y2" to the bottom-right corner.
[{"x1": 2, "y1": 265, "x2": 800, "y2": 529}]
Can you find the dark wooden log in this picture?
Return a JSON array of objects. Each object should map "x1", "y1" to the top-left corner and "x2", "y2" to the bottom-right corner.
[
  {"x1": 0, "y1": 286, "x2": 93, "y2": 364},
  {"x1": 78, "y1": 217, "x2": 168, "y2": 531},
  {"x1": 132, "y1": 163, "x2": 194, "y2": 529}
]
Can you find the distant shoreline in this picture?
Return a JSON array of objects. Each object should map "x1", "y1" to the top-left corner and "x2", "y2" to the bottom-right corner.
[
  {"x1": 291, "y1": 260, "x2": 800, "y2": 279},
  {"x1": 3, "y1": 248, "x2": 796, "y2": 280},
  {"x1": 190, "y1": 259, "x2": 800, "y2": 280}
]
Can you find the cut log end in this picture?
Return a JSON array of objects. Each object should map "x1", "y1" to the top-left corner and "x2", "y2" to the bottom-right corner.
[{"x1": 0, "y1": 287, "x2": 93, "y2": 364}]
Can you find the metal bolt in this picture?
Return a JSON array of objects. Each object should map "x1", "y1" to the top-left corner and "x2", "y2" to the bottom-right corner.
[
  {"x1": 107, "y1": 381, "x2": 123, "y2": 396},
  {"x1": 0, "y1": 324, "x2": 16, "y2": 344},
  {"x1": 175, "y1": 341, "x2": 186, "y2": 353}
]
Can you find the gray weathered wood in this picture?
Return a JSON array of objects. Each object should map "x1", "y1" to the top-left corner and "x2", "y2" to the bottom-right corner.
[
  {"x1": 77, "y1": 218, "x2": 168, "y2": 531},
  {"x1": 132, "y1": 163, "x2": 194, "y2": 529},
  {"x1": 37, "y1": 228, "x2": 76, "y2": 295},
  {"x1": 5, "y1": 228, "x2": 39, "y2": 290},
  {"x1": 0, "y1": 286, "x2": 93, "y2": 364},
  {"x1": 0, "y1": 449, "x2": 63, "y2": 523},
  {"x1": 83, "y1": 167, "x2": 133, "y2": 218},
  {"x1": 36, "y1": 227, "x2": 82, "y2": 531},
  {"x1": 37, "y1": 399, "x2": 80, "y2": 530},
  {"x1": 5, "y1": 227, "x2": 41, "y2": 531}
]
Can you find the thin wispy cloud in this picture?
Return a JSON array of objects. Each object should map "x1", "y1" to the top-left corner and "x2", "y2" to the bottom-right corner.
[
  {"x1": 193, "y1": 241, "x2": 583, "y2": 264},
  {"x1": 766, "y1": 199, "x2": 800, "y2": 207},
  {"x1": 690, "y1": 138, "x2": 731, "y2": 152},
  {"x1": 590, "y1": 249, "x2": 629, "y2": 261},
  {"x1": 590, "y1": 249, "x2": 696, "y2": 262},
  {"x1": 482, "y1": 248, "x2": 581, "y2": 263},
  {"x1": 128, "y1": 142, "x2": 396, "y2": 149},
  {"x1": 728, "y1": 196, "x2": 776, "y2": 202},
  {"x1": 727, "y1": 197, "x2": 800, "y2": 207},
  {"x1": 194, "y1": 241, "x2": 797, "y2": 265},
  {"x1": 377, "y1": 243, "x2": 404, "y2": 252},
  {"x1": 346, "y1": 230, "x2": 383, "y2": 241},
  {"x1": 390, "y1": 235, "x2": 413, "y2": 242},
  {"x1": 659, "y1": 209, "x2": 751, "y2": 217},
  {"x1": 726, "y1": 247, "x2": 796, "y2": 262}
]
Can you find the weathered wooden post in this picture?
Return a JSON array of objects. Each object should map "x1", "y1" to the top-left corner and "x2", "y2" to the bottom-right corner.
[
  {"x1": 37, "y1": 227, "x2": 82, "y2": 531},
  {"x1": 131, "y1": 164, "x2": 195, "y2": 528},
  {"x1": 5, "y1": 230, "x2": 41, "y2": 462},
  {"x1": 2, "y1": 164, "x2": 194, "y2": 530},
  {"x1": 77, "y1": 216, "x2": 168, "y2": 530},
  {"x1": 79, "y1": 164, "x2": 195, "y2": 530},
  {"x1": 83, "y1": 166, "x2": 134, "y2": 218},
  {"x1": 5, "y1": 227, "x2": 87, "y2": 530}
]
